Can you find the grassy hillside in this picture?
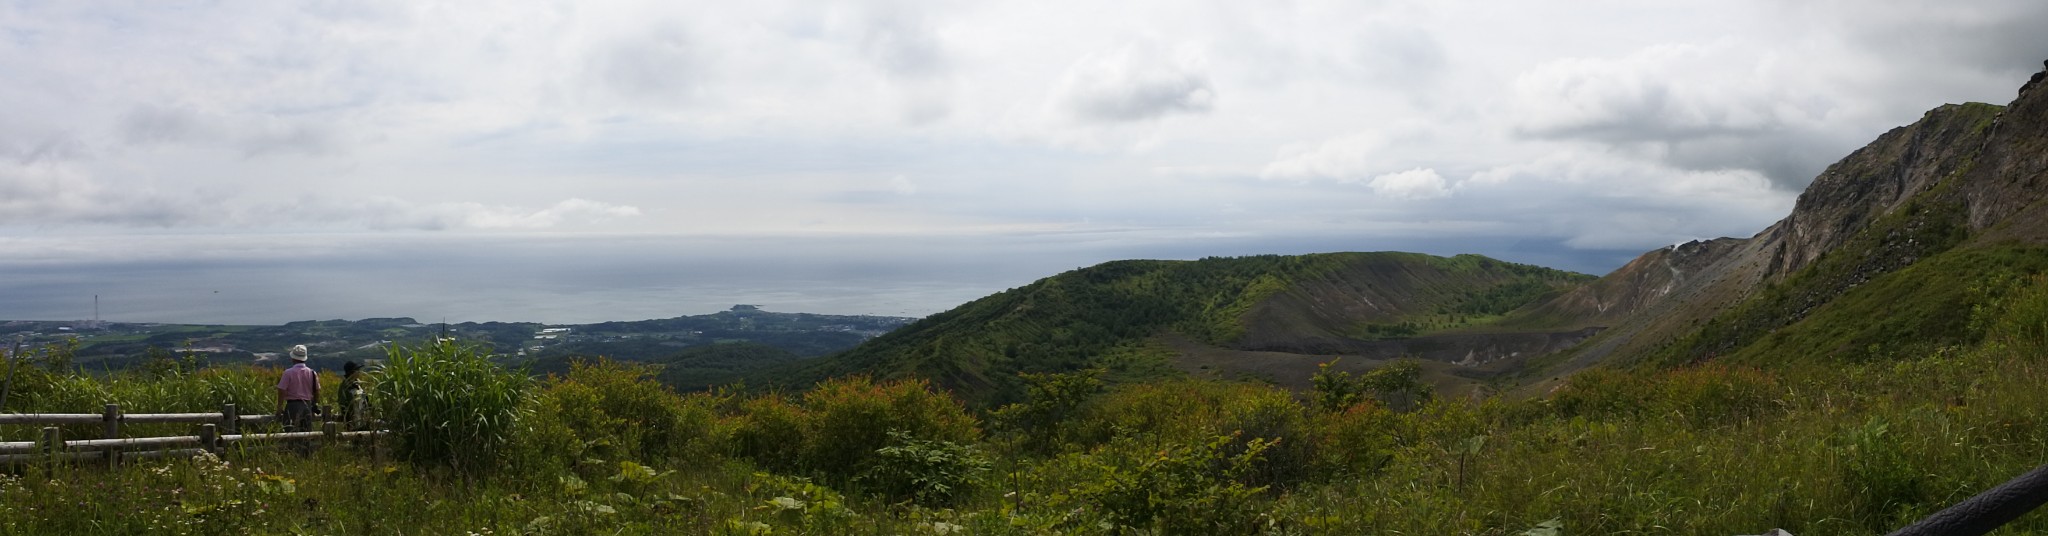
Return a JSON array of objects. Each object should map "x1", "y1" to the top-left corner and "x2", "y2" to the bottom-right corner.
[
  {"x1": 522, "y1": 341, "x2": 806, "y2": 392},
  {"x1": 764, "y1": 252, "x2": 1590, "y2": 405},
  {"x1": 6, "y1": 271, "x2": 2048, "y2": 534}
]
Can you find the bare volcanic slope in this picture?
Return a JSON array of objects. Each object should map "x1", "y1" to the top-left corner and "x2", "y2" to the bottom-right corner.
[{"x1": 1514, "y1": 61, "x2": 2048, "y2": 383}]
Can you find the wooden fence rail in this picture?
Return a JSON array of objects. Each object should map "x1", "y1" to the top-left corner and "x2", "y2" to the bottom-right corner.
[{"x1": 0, "y1": 402, "x2": 384, "y2": 467}]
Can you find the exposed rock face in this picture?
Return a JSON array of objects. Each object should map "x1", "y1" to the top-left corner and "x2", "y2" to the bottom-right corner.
[
  {"x1": 1766, "y1": 102, "x2": 2000, "y2": 279},
  {"x1": 1519, "y1": 237, "x2": 1750, "y2": 328},
  {"x1": 1540, "y1": 61, "x2": 2048, "y2": 370}
]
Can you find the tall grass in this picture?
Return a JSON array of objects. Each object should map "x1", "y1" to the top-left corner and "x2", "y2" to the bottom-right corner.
[{"x1": 373, "y1": 340, "x2": 527, "y2": 476}]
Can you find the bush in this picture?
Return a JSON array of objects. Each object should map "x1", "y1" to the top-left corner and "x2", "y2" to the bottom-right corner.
[
  {"x1": 374, "y1": 341, "x2": 528, "y2": 476},
  {"x1": 1360, "y1": 359, "x2": 1433, "y2": 412},
  {"x1": 1314, "y1": 400, "x2": 1398, "y2": 477},
  {"x1": 729, "y1": 395, "x2": 806, "y2": 472},
  {"x1": 859, "y1": 430, "x2": 992, "y2": 505},
  {"x1": 1983, "y1": 274, "x2": 2048, "y2": 350},
  {"x1": 530, "y1": 359, "x2": 717, "y2": 467},
  {"x1": 1072, "y1": 379, "x2": 1228, "y2": 446},
  {"x1": 1082, "y1": 433, "x2": 1275, "y2": 535},
  {"x1": 988, "y1": 368, "x2": 1102, "y2": 454},
  {"x1": 1221, "y1": 387, "x2": 1316, "y2": 487},
  {"x1": 0, "y1": 340, "x2": 79, "y2": 413},
  {"x1": 1550, "y1": 367, "x2": 1651, "y2": 420},
  {"x1": 798, "y1": 376, "x2": 978, "y2": 483},
  {"x1": 1311, "y1": 360, "x2": 1365, "y2": 413}
]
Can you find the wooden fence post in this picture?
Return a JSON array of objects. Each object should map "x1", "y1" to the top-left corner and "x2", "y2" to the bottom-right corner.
[
  {"x1": 39, "y1": 426, "x2": 59, "y2": 472},
  {"x1": 103, "y1": 403, "x2": 120, "y2": 468},
  {"x1": 323, "y1": 421, "x2": 338, "y2": 448},
  {"x1": 199, "y1": 424, "x2": 218, "y2": 456},
  {"x1": 222, "y1": 403, "x2": 239, "y2": 435}
]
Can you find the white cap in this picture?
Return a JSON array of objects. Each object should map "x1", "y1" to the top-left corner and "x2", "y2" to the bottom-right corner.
[{"x1": 290, "y1": 345, "x2": 308, "y2": 361}]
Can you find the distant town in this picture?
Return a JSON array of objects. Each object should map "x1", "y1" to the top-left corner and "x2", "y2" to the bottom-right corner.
[{"x1": 0, "y1": 305, "x2": 918, "y2": 372}]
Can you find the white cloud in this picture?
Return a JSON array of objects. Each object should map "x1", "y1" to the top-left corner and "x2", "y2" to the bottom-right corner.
[
  {"x1": 1256, "y1": 122, "x2": 1468, "y2": 184},
  {"x1": 1367, "y1": 168, "x2": 1449, "y2": 200},
  {"x1": 0, "y1": 161, "x2": 205, "y2": 227},
  {"x1": 1, "y1": 0, "x2": 2043, "y2": 274},
  {"x1": 1258, "y1": 132, "x2": 1391, "y2": 182},
  {"x1": 1457, "y1": 150, "x2": 1793, "y2": 249},
  {"x1": 1510, "y1": 42, "x2": 1823, "y2": 142},
  {"x1": 1504, "y1": 42, "x2": 1857, "y2": 188},
  {"x1": 1054, "y1": 40, "x2": 1217, "y2": 123}
]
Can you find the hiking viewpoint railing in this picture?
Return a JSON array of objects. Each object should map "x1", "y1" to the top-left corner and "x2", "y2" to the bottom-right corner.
[
  {"x1": 0, "y1": 403, "x2": 383, "y2": 466},
  {"x1": 1887, "y1": 461, "x2": 2048, "y2": 536}
]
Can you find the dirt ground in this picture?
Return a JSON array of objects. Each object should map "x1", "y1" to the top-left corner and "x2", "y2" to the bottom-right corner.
[{"x1": 1159, "y1": 334, "x2": 1503, "y2": 401}]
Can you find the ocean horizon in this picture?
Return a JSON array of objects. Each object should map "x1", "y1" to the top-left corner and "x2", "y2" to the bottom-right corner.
[{"x1": 0, "y1": 232, "x2": 1635, "y2": 326}]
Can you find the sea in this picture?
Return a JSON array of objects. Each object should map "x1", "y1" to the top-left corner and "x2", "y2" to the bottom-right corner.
[{"x1": 0, "y1": 232, "x2": 1633, "y2": 326}]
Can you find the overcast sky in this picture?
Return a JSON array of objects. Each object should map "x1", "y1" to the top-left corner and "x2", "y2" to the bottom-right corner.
[{"x1": 3, "y1": 1, "x2": 2045, "y2": 282}]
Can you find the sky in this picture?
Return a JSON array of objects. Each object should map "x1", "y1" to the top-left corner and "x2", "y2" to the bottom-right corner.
[{"x1": 2, "y1": 1, "x2": 2045, "y2": 323}]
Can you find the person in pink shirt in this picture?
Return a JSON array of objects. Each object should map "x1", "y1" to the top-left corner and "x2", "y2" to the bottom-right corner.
[{"x1": 276, "y1": 344, "x2": 321, "y2": 433}]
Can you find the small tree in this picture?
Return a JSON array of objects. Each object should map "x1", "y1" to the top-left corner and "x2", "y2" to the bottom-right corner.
[
  {"x1": 1310, "y1": 360, "x2": 1363, "y2": 413},
  {"x1": 1313, "y1": 358, "x2": 1433, "y2": 413},
  {"x1": 1361, "y1": 359, "x2": 1432, "y2": 412},
  {"x1": 991, "y1": 368, "x2": 1103, "y2": 453}
]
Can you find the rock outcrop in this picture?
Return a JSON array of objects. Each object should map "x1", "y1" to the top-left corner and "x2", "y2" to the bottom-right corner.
[{"x1": 1533, "y1": 60, "x2": 2048, "y2": 371}]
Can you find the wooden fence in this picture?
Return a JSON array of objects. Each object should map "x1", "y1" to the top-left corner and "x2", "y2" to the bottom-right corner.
[{"x1": 0, "y1": 402, "x2": 383, "y2": 466}]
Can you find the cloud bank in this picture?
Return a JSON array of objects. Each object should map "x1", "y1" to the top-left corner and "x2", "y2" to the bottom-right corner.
[{"x1": 0, "y1": 0, "x2": 2041, "y2": 275}]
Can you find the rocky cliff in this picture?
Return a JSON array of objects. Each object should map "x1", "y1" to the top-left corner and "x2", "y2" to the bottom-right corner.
[{"x1": 1530, "y1": 60, "x2": 2048, "y2": 374}]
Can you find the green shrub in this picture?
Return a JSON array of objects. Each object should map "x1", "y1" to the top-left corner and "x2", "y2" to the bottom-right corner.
[
  {"x1": 1073, "y1": 379, "x2": 1228, "y2": 446},
  {"x1": 1310, "y1": 360, "x2": 1366, "y2": 413},
  {"x1": 1550, "y1": 367, "x2": 1651, "y2": 420},
  {"x1": 1221, "y1": 386, "x2": 1316, "y2": 487},
  {"x1": 0, "y1": 340, "x2": 80, "y2": 413},
  {"x1": 1984, "y1": 274, "x2": 2048, "y2": 350},
  {"x1": 1082, "y1": 433, "x2": 1275, "y2": 535},
  {"x1": 730, "y1": 395, "x2": 806, "y2": 473},
  {"x1": 373, "y1": 340, "x2": 528, "y2": 475},
  {"x1": 1360, "y1": 359, "x2": 1433, "y2": 412},
  {"x1": 746, "y1": 472, "x2": 858, "y2": 534},
  {"x1": 530, "y1": 359, "x2": 716, "y2": 467},
  {"x1": 1313, "y1": 400, "x2": 1398, "y2": 477},
  {"x1": 859, "y1": 430, "x2": 992, "y2": 505},
  {"x1": 988, "y1": 368, "x2": 1102, "y2": 454},
  {"x1": 798, "y1": 376, "x2": 978, "y2": 483}
]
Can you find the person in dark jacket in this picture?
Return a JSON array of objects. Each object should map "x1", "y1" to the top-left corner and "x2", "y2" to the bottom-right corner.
[{"x1": 338, "y1": 360, "x2": 365, "y2": 429}]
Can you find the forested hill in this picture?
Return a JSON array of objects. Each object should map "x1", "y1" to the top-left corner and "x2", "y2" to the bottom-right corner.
[{"x1": 761, "y1": 252, "x2": 1592, "y2": 404}]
